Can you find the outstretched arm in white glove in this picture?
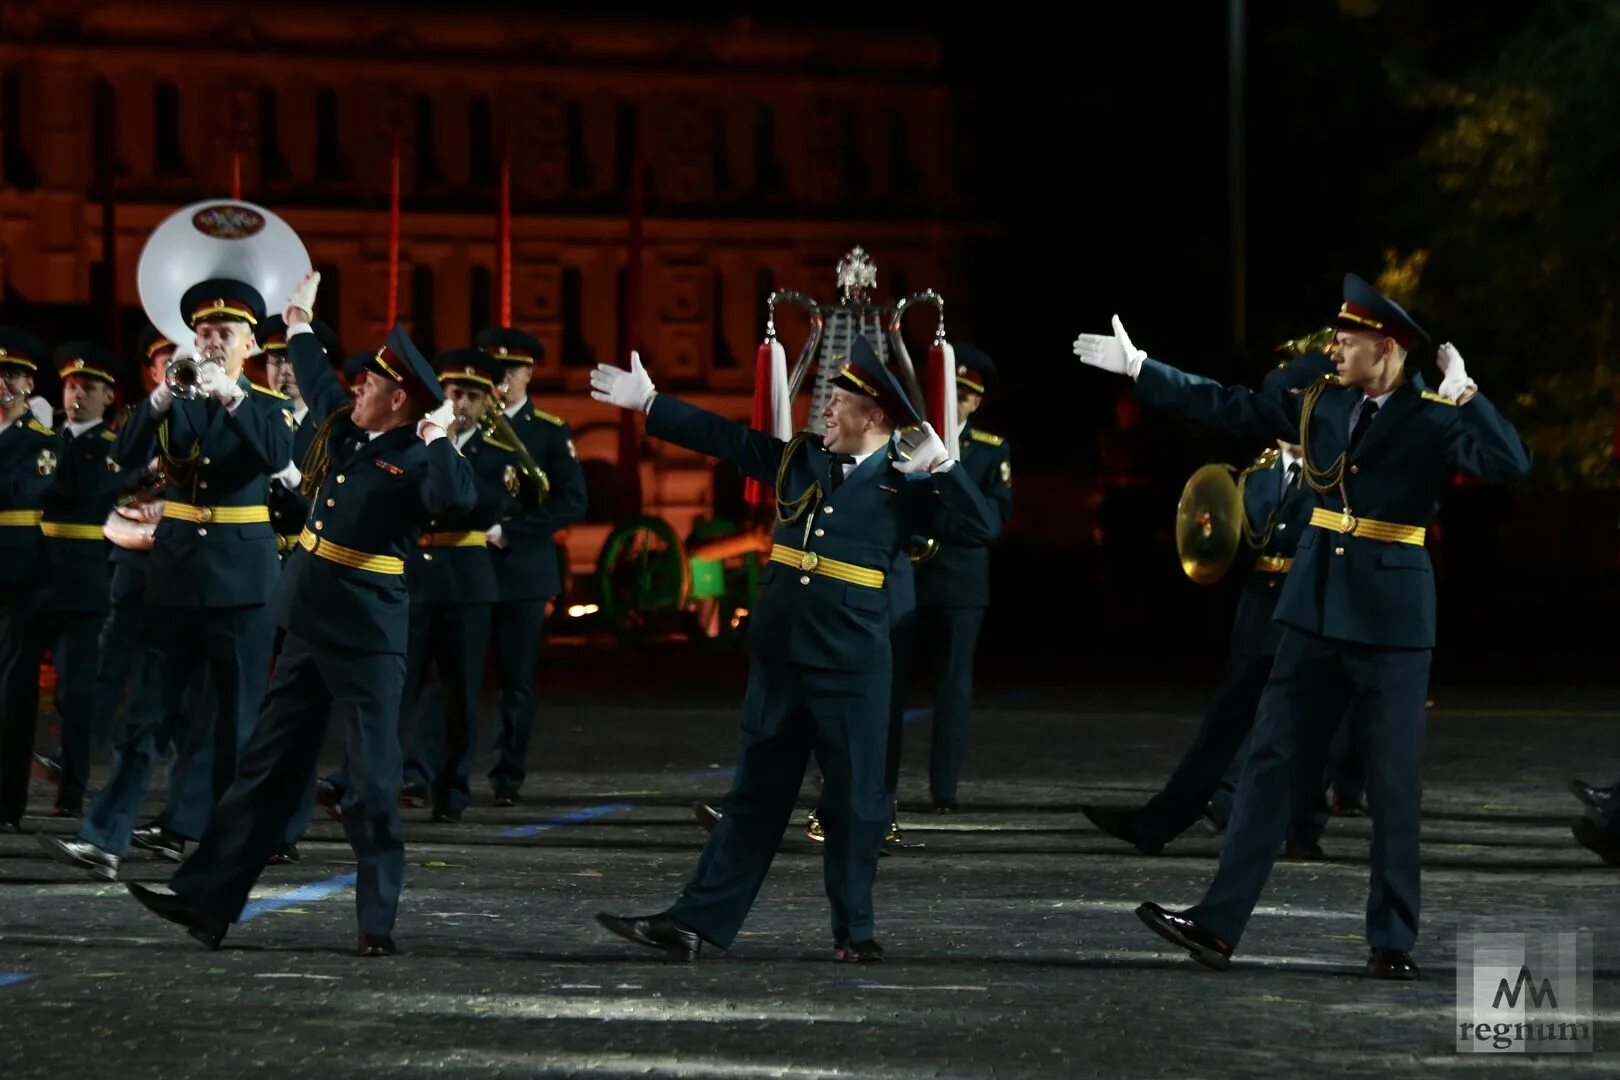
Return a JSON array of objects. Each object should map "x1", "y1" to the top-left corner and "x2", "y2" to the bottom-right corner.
[
  {"x1": 1435, "y1": 342, "x2": 1478, "y2": 405},
  {"x1": 1073, "y1": 315, "x2": 1148, "y2": 380},
  {"x1": 589, "y1": 351, "x2": 657, "y2": 412},
  {"x1": 893, "y1": 422, "x2": 952, "y2": 475}
]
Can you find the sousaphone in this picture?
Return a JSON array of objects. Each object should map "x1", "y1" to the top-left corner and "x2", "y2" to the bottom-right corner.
[{"x1": 137, "y1": 199, "x2": 312, "y2": 393}]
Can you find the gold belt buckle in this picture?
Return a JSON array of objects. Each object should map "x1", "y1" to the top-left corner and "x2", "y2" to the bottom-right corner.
[
  {"x1": 1338, "y1": 511, "x2": 1356, "y2": 534},
  {"x1": 799, "y1": 551, "x2": 819, "y2": 572},
  {"x1": 196, "y1": 506, "x2": 214, "y2": 523}
]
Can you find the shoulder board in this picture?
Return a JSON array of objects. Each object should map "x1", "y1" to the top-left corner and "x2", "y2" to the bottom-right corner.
[
  {"x1": 100, "y1": 429, "x2": 118, "y2": 441},
  {"x1": 1289, "y1": 372, "x2": 1342, "y2": 396},
  {"x1": 1420, "y1": 390, "x2": 1457, "y2": 407},
  {"x1": 968, "y1": 429, "x2": 1004, "y2": 447},
  {"x1": 532, "y1": 408, "x2": 566, "y2": 427},
  {"x1": 480, "y1": 429, "x2": 521, "y2": 453},
  {"x1": 1249, "y1": 447, "x2": 1280, "y2": 471},
  {"x1": 25, "y1": 418, "x2": 53, "y2": 434}
]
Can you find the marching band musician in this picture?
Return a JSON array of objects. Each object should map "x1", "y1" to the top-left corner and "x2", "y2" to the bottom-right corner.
[
  {"x1": 903, "y1": 345, "x2": 1013, "y2": 813},
  {"x1": 0, "y1": 329, "x2": 58, "y2": 832},
  {"x1": 474, "y1": 326, "x2": 588, "y2": 808},
  {"x1": 1076, "y1": 274, "x2": 1531, "y2": 980},
  {"x1": 1081, "y1": 353, "x2": 1333, "y2": 857},
  {"x1": 40, "y1": 279, "x2": 292, "y2": 877},
  {"x1": 394, "y1": 347, "x2": 526, "y2": 822},
  {"x1": 28, "y1": 344, "x2": 140, "y2": 819},
  {"x1": 588, "y1": 338, "x2": 1000, "y2": 962},
  {"x1": 32, "y1": 326, "x2": 212, "y2": 852},
  {"x1": 124, "y1": 271, "x2": 475, "y2": 956}
]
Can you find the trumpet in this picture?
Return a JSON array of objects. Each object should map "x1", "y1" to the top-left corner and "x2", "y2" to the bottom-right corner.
[
  {"x1": 479, "y1": 386, "x2": 549, "y2": 506},
  {"x1": 165, "y1": 345, "x2": 221, "y2": 400}
]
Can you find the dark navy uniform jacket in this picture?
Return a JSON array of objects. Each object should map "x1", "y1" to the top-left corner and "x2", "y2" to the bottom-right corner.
[
  {"x1": 1232, "y1": 449, "x2": 1317, "y2": 656},
  {"x1": 915, "y1": 422, "x2": 1013, "y2": 610},
  {"x1": 0, "y1": 414, "x2": 58, "y2": 590},
  {"x1": 111, "y1": 378, "x2": 293, "y2": 609},
  {"x1": 39, "y1": 419, "x2": 135, "y2": 614},
  {"x1": 272, "y1": 332, "x2": 478, "y2": 655},
  {"x1": 404, "y1": 429, "x2": 520, "y2": 607},
  {"x1": 487, "y1": 401, "x2": 588, "y2": 601},
  {"x1": 646, "y1": 396, "x2": 1002, "y2": 673},
  {"x1": 1136, "y1": 360, "x2": 1531, "y2": 649}
]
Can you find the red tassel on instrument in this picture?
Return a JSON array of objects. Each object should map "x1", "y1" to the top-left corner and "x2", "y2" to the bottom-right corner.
[
  {"x1": 744, "y1": 342, "x2": 776, "y2": 507},
  {"x1": 231, "y1": 149, "x2": 242, "y2": 200},
  {"x1": 386, "y1": 137, "x2": 401, "y2": 328}
]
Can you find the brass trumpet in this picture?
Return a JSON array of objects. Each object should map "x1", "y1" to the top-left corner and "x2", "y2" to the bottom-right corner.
[
  {"x1": 479, "y1": 386, "x2": 549, "y2": 506},
  {"x1": 165, "y1": 345, "x2": 221, "y2": 400}
]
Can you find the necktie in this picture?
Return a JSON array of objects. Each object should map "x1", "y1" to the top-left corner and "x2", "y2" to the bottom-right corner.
[
  {"x1": 1349, "y1": 399, "x2": 1379, "y2": 452},
  {"x1": 827, "y1": 454, "x2": 854, "y2": 492},
  {"x1": 1284, "y1": 461, "x2": 1301, "y2": 491}
]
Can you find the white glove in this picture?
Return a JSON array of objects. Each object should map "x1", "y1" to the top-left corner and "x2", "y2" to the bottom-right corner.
[
  {"x1": 148, "y1": 382, "x2": 174, "y2": 416},
  {"x1": 1073, "y1": 314, "x2": 1148, "y2": 379},
  {"x1": 197, "y1": 361, "x2": 242, "y2": 407},
  {"x1": 418, "y1": 399, "x2": 454, "y2": 443},
  {"x1": 485, "y1": 524, "x2": 507, "y2": 548},
  {"x1": 26, "y1": 395, "x2": 53, "y2": 429},
  {"x1": 284, "y1": 270, "x2": 320, "y2": 326},
  {"x1": 589, "y1": 351, "x2": 656, "y2": 412},
  {"x1": 271, "y1": 460, "x2": 302, "y2": 489},
  {"x1": 894, "y1": 422, "x2": 950, "y2": 475},
  {"x1": 1436, "y1": 342, "x2": 1476, "y2": 403}
]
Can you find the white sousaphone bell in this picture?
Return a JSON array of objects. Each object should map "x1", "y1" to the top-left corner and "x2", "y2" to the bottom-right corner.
[{"x1": 137, "y1": 198, "x2": 312, "y2": 398}]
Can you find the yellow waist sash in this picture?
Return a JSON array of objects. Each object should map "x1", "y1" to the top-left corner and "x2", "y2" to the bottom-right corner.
[{"x1": 768, "y1": 544, "x2": 885, "y2": 589}]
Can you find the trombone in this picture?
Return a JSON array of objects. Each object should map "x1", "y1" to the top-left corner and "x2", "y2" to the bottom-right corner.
[{"x1": 479, "y1": 385, "x2": 549, "y2": 506}]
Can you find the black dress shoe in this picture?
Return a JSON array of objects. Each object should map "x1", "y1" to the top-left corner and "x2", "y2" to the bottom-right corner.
[
  {"x1": 1200, "y1": 802, "x2": 1228, "y2": 835},
  {"x1": 1367, "y1": 947, "x2": 1420, "y2": 980},
  {"x1": 52, "y1": 804, "x2": 80, "y2": 819},
  {"x1": 131, "y1": 824, "x2": 186, "y2": 862},
  {"x1": 1136, "y1": 901, "x2": 1232, "y2": 971},
  {"x1": 1569, "y1": 778, "x2": 1615, "y2": 810},
  {"x1": 1082, "y1": 804, "x2": 1162, "y2": 855},
  {"x1": 315, "y1": 778, "x2": 343, "y2": 821},
  {"x1": 1284, "y1": 838, "x2": 1326, "y2": 860},
  {"x1": 491, "y1": 792, "x2": 519, "y2": 808},
  {"x1": 399, "y1": 781, "x2": 428, "y2": 807},
  {"x1": 596, "y1": 911, "x2": 704, "y2": 962},
  {"x1": 833, "y1": 939, "x2": 884, "y2": 962},
  {"x1": 356, "y1": 934, "x2": 397, "y2": 957},
  {"x1": 1571, "y1": 815, "x2": 1620, "y2": 865},
  {"x1": 430, "y1": 809, "x2": 462, "y2": 824},
  {"x1": 266, "y1": 844, "x2": 300, "y2": 866},
  {"x1": 37, "y1": 835, "x2": 120, "y2": 880},
  {"x1": 0, "y1": 820, "x2": 22, "y2": 834},
  {"x1": 692, "y1": 801, "x2": 721, "y2": 833},
  {"x1": 126, "y1": 882, "x2": 227, "y2": 949},
  {"x1": 31, "y1": 753, "x2": 63, "y2": 786},
  {"x1": 931, "y1": 800, "x2": 957, "y2": 814}
]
